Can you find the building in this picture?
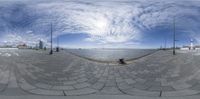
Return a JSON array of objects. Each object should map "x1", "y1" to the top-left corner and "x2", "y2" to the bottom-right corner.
[
  {"x1": 180, "y1": 39, "x2": 193, "y2": 50},
  {"x1": 39, "y1": 40, "x2": 44, "y2": 49},
  {"x1": 190, "y1": 39, "x2": 194, "y2": 50},
  {"x1": 181, "y1": 39, "x2": 200, "y2": 50},
  {"x1": 17, "y1": 43, "x2": 28, "y2": 49}
]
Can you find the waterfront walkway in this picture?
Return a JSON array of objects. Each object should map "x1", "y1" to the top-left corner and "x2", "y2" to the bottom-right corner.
[{"x1": 0, "y1": 49, "x2": 200, "y2": 98}]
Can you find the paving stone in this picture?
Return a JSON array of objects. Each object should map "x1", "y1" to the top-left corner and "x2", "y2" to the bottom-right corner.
[
  {"x1": 108, "y1": 75, "x2": 115, "y2": 80},
  {"x1": 116, "y1": 77, "x2": 124, "y2": 83},
  {"x1": 76, "y1": 78, "x2": 88, "y2": 83},
  {"x1": 91, "y1": 82, "x2": 104, "y2": 90},
  {"x1": 95, "y1": 73, "x2": 102, "y2": 78},
  {"x1": 35, "y1": 82, "x2": 53, "y2": 89},
  {"x1": 64, "y1": 81, "x2": 77, "y2": 85},
  {"x1": 87, "y1": 78, "x2": 98, "y2": 84},
  {"x1": 73, "y1": 82, "x2": 90, "y2": 89},
  {"x1": 118, "y1": 82, "x2": 132, "y2": 90},
  {"x1": 65, "y1": 88, "x2": 96, "y2": 95},
  {"x1": 98, "y1": 77, "x2": 107, "y2": 83},
  {"x1": 78, "y1": 74, "x2": 86, "y2": 78},
  {"x1": 172, "y1": 82, "x2": 191, "y2": 90},
  {"x1": 51, "y1": 85, "x2": 74, "y2": 90},
  {"x1": 105, "y1": 80, "x2": 116, "y2": 87},
  {"x1": 0, "y1": 83, "x2": 7, "y2": 91},
  {"x1": 186, "y1": 79, "x2": 199, "y2": 85},
  {"x1": 123, "y1": 88, "x2": 159, "y2": 96},
  {"x1": 100, "y1": 87, "x2": 123, "y2": 94},
  {"x1": 135, "y1": 78, "x2": 146, "y2": 83},
  {"x1": 125, "y1": 79, "x2": 136, "y2": 85},
  {"x1": 147, "y1": 85, "x2": 161, "y2": 91},
  {"x1": 161, "y1": 78, "x2": 170, "y2": 86},
  {"x1": 68, "y1": 76, "x2": 79, "y2": 80},
  {"x1": 190, "y1": 83, "x2": 200, "y2": 90},
  {"x1": 161, "y1": 86, "x2": 176, "y2": 91},
  {"x1": 162, "y1": 89, "x2": 199, "y2": 96},
  {"x1": 0, "y1": 72, "x2": 9, "y2": 84},
  {"x1": 18, "y1": 78, "x2": 36, "y2": 90},
  {"x1": 93, "y1": 71, "x2": 98, "y2": 74},
  {"x1": 29, "y1": 88, "x2": 64, "y2": 95},
  {"x1": 145, "y1": 80, "x2": 161, "y2": 86},
  {"x1": 133, "y1": 82, "x2": 150, "y2": 90},
  {"x1": 3, "y1": 49, "x2": 200, "y2": 97}
]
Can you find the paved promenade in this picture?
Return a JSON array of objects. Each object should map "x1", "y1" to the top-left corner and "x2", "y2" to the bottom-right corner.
[{"x1": 1, "y1": 49, "x2": 200, "y2": 98}]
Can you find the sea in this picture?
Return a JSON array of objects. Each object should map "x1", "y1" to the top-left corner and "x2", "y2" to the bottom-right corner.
[{"x1": 66, "y1": 49, "x2": 157, "y2": 62}]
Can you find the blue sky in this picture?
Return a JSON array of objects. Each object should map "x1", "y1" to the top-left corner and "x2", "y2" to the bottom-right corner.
[{"x1": 0, "y1": 0, "x2": 200, "y2": 48}]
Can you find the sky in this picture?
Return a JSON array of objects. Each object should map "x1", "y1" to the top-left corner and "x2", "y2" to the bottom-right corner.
[{"x1": 0, "y1": 0, "x2": 200, "y2": 48}]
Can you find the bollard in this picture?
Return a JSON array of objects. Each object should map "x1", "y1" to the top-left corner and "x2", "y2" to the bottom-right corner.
[
  {"x1": 119, "y1": 58, "x2": 126, "y2": 64},
  {"x1": 56, "y1": 47, "x2": 59, "y2": 52},
  {"x1": 49, "y1": 50, "x2": 53, "y2": 55}
]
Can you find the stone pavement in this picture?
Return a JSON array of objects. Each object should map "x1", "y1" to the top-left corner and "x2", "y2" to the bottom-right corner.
[
  {"x1": 2, "y1": 95, "x2": 200, "y2": 99},
  {"x1": 1, "y1": 49, "x2": 200, "y2": 98}
]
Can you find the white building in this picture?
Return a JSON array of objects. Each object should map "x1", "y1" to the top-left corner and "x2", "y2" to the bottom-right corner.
[{"x1": 180, "y1": 39, "x2": 199, "y2": 50}]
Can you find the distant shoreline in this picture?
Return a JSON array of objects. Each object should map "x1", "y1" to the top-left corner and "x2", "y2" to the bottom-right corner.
[{"x1": 0, "y1": 48, "x2": 18, "y2": 49}]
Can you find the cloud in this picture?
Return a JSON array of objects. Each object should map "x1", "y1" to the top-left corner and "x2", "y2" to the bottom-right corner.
[
  {"x1": 0, "y1": 0, "x2": 200, "y2": 46},
  {"x1": 32, "y1": 1, "x2": 142, "y2": 44},
  {"x1": 1, "y1": 31, "x2": 48, "y2": 47}
]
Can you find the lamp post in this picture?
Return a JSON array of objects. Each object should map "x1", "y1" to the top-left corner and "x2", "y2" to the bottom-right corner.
[
  {"x1": 173, "y1": 17, "x2": 176, "y2": 55},
  {"x1": 56, "y1": 37, "x2": 59, "y2": 52},
  {"x1": 49, "y1": 23, "x2": 53, "y2": 55},
  {"x1": 164, "y1": 37, "x2": 167, "y2": 50}
]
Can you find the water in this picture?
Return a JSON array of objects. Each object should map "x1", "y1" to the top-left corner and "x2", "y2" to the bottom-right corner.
[{"x1": 66, "y1": 49, "x2": 157, "y2": 61}]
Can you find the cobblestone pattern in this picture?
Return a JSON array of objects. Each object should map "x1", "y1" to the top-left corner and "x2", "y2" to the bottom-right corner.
[{"x1": 1, "y1": 50, "x2": 200, "y2": 96}]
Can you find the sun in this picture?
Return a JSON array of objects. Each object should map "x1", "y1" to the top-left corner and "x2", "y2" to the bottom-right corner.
[
  {"x1": 94, "y1": 17, "x2": 108, "y2": 34},
  {"x1": 96, "y1": 20, "x2": 107, "y2": 29}
]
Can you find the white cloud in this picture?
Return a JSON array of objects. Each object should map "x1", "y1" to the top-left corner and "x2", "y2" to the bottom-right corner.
[
  {"x1": 32, "y1": 1, "x2": 142, "y2": 44},
  {"x1": 0, "y1": 0, "x2": 200, "y2": 47},
  {"x1": 2, "y1": 31, "x2": 49, "y2": 47},
  {"x1": 32, "y1": 0, "x2": 200, "y2": 44}
]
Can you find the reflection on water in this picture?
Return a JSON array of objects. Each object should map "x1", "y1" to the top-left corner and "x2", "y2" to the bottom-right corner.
[{"x1": 66, "y1": 49, "x2": 156, "y2": 61}]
